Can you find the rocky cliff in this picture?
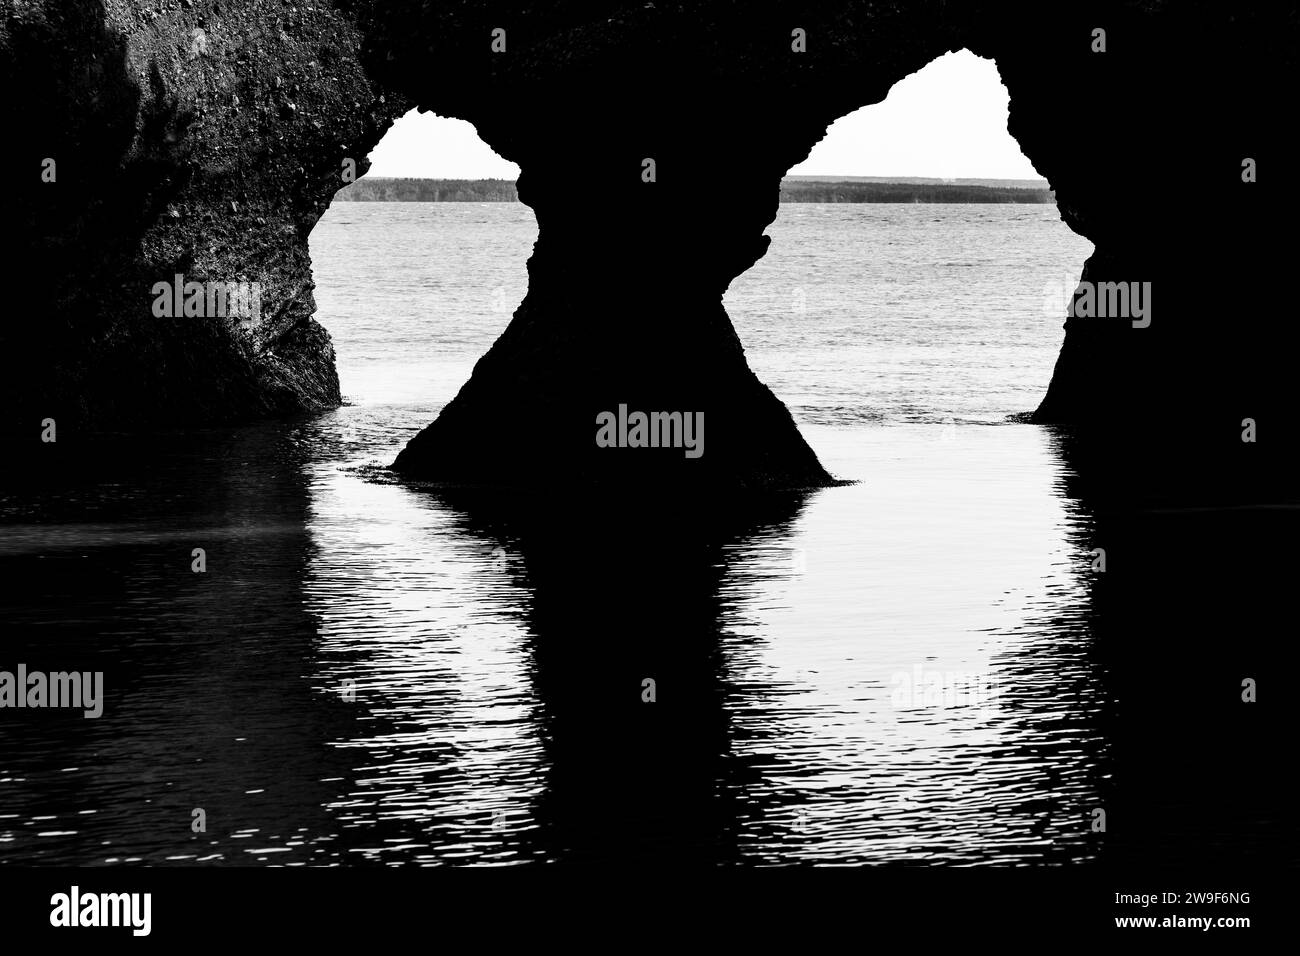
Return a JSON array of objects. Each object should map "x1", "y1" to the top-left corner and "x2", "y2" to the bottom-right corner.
[{"x1": 4, "y1": 1, "x2": 1295, "y2": 488}]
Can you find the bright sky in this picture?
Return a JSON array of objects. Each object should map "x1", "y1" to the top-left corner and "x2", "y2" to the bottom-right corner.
[{"x1": 365, "y1": 50, "x2": 1040, "y2": 181}]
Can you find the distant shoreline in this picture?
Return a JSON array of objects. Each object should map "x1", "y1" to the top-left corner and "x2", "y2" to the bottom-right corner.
[{"x1": 333, "y1": 177, "x2": 1055, "y2": 204}]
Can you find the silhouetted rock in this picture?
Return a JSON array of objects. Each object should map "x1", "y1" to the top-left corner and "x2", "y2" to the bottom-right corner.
[{"x1": 4, "y1": 2, "x2": 1294, "y2": 489}]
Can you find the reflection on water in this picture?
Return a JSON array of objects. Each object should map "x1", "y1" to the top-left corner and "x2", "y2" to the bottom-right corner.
[
  {"x1": 1, "y1": 201, "x2": 1284, "y2": 867},
  {"x1": 1, "y1": 417, "x2": 1140, "y2": 866}
]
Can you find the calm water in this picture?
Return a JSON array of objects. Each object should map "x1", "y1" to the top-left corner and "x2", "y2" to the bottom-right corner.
[{"x1": 9, "y1": 202, "x2": 1269, "y2": 867}]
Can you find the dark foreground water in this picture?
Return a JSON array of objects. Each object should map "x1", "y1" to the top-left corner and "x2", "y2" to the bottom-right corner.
[{"x1": 0, "y1": 205, "x2": 1289, "y2": 866}]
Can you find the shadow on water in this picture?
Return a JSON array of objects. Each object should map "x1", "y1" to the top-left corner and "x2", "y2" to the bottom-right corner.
[
  {"x1": 1041, "y1": 429, "x2": 1295, "y2": 868},
  {"x1": 1, "y1": 422, "x2": 1291, "y2": 867},
  {"x1": 0, "y1": 426, "x2": 820, "y2": 866},
  {"x1": 412, "y1": 485, "x2": 818, "y2": 865},
  {"x1": 0, "y1": 425, "x2": 358, "y2": 864}
]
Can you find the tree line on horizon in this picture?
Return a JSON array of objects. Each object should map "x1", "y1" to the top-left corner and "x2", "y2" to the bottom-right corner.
[{"x1": 332, "y1": 177, "x2": 1054, "y2": 204}]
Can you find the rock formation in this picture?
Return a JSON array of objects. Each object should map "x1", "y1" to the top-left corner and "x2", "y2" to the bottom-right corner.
[{"x1": 4, "y1": 1, "x2": 1294, "y2": 488}]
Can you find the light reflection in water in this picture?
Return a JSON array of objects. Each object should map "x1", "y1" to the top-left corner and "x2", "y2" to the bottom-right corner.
[{"x1": 293, "y1": 422, "x2": 1104, "y2": 865}]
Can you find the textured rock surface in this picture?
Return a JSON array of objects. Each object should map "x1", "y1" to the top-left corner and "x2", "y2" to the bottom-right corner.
[
  {"x1": 4, "y1": 1, "x2": 1295, "y2": 487},
  {"x1": 3, "y1": 0, "x2": 406, "y2": 432}
]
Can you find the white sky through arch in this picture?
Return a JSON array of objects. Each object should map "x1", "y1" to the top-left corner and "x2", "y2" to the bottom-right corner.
[{"x1": 363, "y1": 50, "x2": 1040, "y2": 181}]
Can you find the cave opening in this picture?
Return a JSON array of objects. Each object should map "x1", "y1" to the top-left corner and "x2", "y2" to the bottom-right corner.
[
  {"x1": 306, "y1": 51, "x2": 1092, "y2": 487},
  {"x1": 306, "y1": 109, "x2": 537, "y2": 454},
  {"x1": 725, "y1": 49, "x2": 1094, "y2": 443}
]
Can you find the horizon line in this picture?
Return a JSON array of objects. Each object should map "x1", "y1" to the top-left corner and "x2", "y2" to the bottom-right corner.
[{"x1": 357, "y1": 174, "x2": 1050, "y2": 185}]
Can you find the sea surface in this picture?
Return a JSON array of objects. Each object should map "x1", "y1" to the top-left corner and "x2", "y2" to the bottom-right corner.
[{"x1": 8, "y1": 202, "x2": 1271, "y2": 867}]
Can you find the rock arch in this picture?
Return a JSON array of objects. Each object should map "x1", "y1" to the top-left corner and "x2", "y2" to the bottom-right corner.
[{"x1": 5, "y1": 2, "x2": 1293, "y2": 487}]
